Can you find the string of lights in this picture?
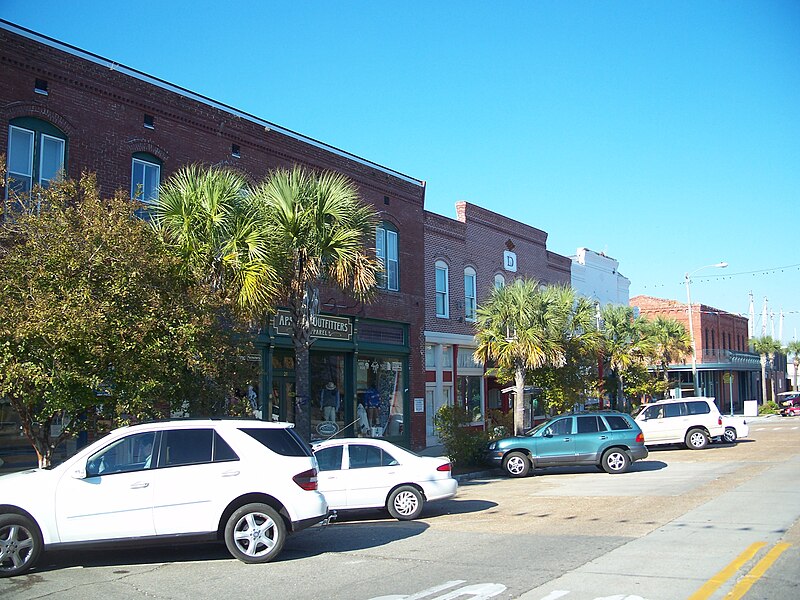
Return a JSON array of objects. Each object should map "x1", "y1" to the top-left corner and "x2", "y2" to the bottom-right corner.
[{"x1": 639, "y1": 262, "x2": 800, "y2": 290}]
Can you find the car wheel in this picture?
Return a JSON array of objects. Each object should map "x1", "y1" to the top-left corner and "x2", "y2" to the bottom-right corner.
[
  {"x1": 723, "y1": 427, "x2": 738, "y2": 444},
  {"x1": 224, "y1": 503, "x2": 286, "y2": 564},
  {"x1": 685, "y1": 428, "x2": 709, "y2": 450},
  {"x1": 601, "y1": 449, "x2": 631, "y2": 474},
  {"x1": 0, "y1": 513, "x2": 43, "y2": 578},
  {"x1": 503, "y1": 451, "x2": 530, "y2": 478},
  {"x1": 387, "y1": 485, "x2": 424, "y2": 520}
]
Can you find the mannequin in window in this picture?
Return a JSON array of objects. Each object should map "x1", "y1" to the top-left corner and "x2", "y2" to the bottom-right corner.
[
  {"x1": 363, "y1": 386, "x2": 381, "y2": 428},
  {"x1": 320, "y1": 381, "x2": 340, "y2": 422}
]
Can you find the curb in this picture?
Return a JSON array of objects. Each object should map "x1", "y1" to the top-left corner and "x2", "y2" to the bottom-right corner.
[{"x1": 454, "y1": 469, "x2": 499, "y2": 483}]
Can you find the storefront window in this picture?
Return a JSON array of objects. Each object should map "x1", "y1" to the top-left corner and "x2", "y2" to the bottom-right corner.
[
  {"x1": 457, "y1": 375, "x2": 483, "y2": 423},
  {"x1": 310, "y1": 353, "x2": 346, "y2": 439},
  {"x1": 356, "y1": 356, "x2": 405, "y2": 439}
]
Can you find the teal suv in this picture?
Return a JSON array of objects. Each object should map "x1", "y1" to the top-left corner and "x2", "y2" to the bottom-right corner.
[{"x1": 487, "y1": 411, "x2": 648, "y2": 477}]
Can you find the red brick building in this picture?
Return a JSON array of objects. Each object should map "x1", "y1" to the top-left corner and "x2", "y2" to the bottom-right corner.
[
  {"x1": 423, "y1": 202, "x2": 571, "y2": 444},
  {"x1": 1, "y1": 21, "x2": 428, "y2": 448},
  {"x1": 630, "y1": 295, "x2": 759, "y2": 412}
]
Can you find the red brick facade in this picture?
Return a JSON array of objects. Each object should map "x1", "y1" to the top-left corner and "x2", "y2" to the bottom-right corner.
[
  {"x1": 422, "y1": 201, "x2": 571, "y2": 442},
  {"x1": 630, "y1": 295, "x2": 749, "y2": 363},
  {"x1": 1, "y1": 23, "x2": 428, "y2": 448}
]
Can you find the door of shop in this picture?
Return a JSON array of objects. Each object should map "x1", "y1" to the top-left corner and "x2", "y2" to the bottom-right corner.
[
  {"x1": 272, "y1": 377, "x2": 296, "y2": 424},
  {"x1": 425, "y1": 385, "x2": 451, "y2": 446}
]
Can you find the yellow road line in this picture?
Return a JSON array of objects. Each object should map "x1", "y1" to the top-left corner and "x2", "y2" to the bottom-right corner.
[
  {"x1": 724, "y1": 542, "x2": 792, "y2": 600},
  {"x1": 687, "y1": 542, "x2": 766, "y2": 600}
]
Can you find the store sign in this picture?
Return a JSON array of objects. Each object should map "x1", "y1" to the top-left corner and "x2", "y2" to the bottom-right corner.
[{"x1": 273, "y1": 309, "x2": 353, "y2": 340}]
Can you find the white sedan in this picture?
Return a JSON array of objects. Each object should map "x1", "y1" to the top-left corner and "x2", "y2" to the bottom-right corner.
[
  {"x1": 311, "y1": 438, "x2": 457, "y2": 520},
  {"x1": 717, "y1": 415, "x2": 750, "y2": 443}
]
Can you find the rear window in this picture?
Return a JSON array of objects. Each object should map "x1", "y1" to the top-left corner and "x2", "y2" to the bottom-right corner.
[
  {"x1": 577, "y1": 415, "x2": 607, "y2": 433},
  {"x1": 604, "y1": 415, "x2": 633, "y2": 431},
  {"x1": 160, "y1": 429, "x2": 238, "y2": 467},
  {"x1": 687, "y1": 401, "x2": 711, "y2": 415},
  {"x1": 664, "y1": 403, "x2": 686, "y2": 418},
  {"x1": 241, "y1": 427, "x2": 312, "y2": 457}
]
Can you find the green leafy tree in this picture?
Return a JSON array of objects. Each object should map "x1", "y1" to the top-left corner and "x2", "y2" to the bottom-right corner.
[
  {"x1": 150, "y1": 164, "x2": 278, "y2": 311},
  {"x1": 249, "y1": 167, "x2": 380, "y2": 439},
  {"x1": 786, "y1": 340, "x2": 800, "y2": 392},
  {"x1": 600, "y1": 305, "x2": 653, "y2": 411},
  {"x1": 751, "y1": 336, "x2": 783, "y2": 403},
  {"x1": 0, "y1": 175, "x2": 246, "y2": 467},
  {"x1": 644, "y1": 316, "x2": 692, "y2": 384},
  {"x1": 474, "y1": 280, "x2": 601, "y2": 434}
]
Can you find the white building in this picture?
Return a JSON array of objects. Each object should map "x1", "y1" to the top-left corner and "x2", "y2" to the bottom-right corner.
[{"x1": 570, "y1": 247, "x2": 630, "y2": 307}]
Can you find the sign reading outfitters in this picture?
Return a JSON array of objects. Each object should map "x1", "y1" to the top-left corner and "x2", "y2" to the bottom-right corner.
[{"x1": 272, "y1": 309, "x2": 353, "y2": 340}]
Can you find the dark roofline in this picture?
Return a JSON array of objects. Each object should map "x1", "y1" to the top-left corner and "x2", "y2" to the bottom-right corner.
[{"x1": 1, "y1": 19, "x2": 424, "y2": 187}]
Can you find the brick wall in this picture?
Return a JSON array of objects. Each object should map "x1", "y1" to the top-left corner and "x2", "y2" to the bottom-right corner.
[
  {"x1": 630, "y1": 295, "x2": 750, "y2": 361},
  {"x1": 424, "y1": 201, "x2": 571, "y2": 336},
  {"x1": 1, "y1": 24, "x2": 429, "y2": 447}
]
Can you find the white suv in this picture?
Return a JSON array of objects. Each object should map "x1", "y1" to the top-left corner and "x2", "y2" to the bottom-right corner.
[
  {"x1": 634, "y1": 397, "x2": 724, "y2": 450},
  {"x1": 0, "y1": 419, "x2": 328, "y2": 577}
]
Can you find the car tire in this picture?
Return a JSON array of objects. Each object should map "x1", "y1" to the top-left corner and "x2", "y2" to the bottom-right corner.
[
  {"x1": 723, "y1": 427, "x2": 738, "y2": 444},
  {"x1": 685, "y1": 428, "x2": 709, "y2": 450},
  {"x1": 503, "y1": 451, "x2": 531, "y2": 478},
  {"x1": 601, "y1": 448, "x2": 631, "y2": 474},
  {"x1": 387, "y1": 485, "x2": 424, "y2": 520},
  {"x1": 224, "y1": 503, "x2": 286, "y2": 564},
  {"x1": 0, "y1": 513, "x2": 43, "y2": 578}
]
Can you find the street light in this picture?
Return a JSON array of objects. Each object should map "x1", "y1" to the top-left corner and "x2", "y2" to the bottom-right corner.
[{"x1": 685, "y1": 262, "x2": 728, "y2": 396}]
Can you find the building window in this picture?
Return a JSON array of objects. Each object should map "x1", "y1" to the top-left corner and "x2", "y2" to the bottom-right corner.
[
  {"x1": 457, "y1": 375, "x2": 483, "y2": 423},
  {"x1": 131, "y1": 154, "x2": 161, "y2": 212},
  {"x1": 435, "y1": 260, "x2": 449, "y2": 318},
  {"x1": 376, "y1": 222, "x2": 399, "y2": 291},
  {"x1": 6, "y1": 119, "x2": 66, "y2": 199},
  {"x1": 494, "y1": 273, "x2": 505, "y2": 289},
  {"x1": 464, "y1": 267, "x2": 477, "y2": 322}
]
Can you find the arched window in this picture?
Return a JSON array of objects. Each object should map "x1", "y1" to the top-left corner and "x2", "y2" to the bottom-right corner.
[
  {"x1": 6, "y1": 117, "x2": 67, "y2": 198},
  {"x1": 375, "y1": 221, "x2": 399, "y2": 291},
  {"x1": 435, "y1": 260, "x2": 449, "y2": 318},
  {"x1": 494, "y1": 273, "x2": 505, "y2": 290},
  {"x1": 131, "y1": 152, "x2": 162, "y2": 213},
  {"x1": 464, "y1": 267, "x2": 477, "y2": 322}
]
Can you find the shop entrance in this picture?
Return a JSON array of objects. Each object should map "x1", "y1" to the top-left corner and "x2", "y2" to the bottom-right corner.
[{"x1": 271, "y1": 376, "x2": 296, "y2": 423}]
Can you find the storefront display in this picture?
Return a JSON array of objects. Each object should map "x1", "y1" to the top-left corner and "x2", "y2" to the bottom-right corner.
[{"x1": 356, "y1": 356, "x2": 405, "y2": 438}]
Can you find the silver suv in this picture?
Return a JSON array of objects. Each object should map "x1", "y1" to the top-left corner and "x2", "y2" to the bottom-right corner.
[
  {"x1": 634, "y1": 397, "x2": 724, "y2": 450},
  {"x1": 0, "y1": 420, "x2": 328, "y2": 577}
]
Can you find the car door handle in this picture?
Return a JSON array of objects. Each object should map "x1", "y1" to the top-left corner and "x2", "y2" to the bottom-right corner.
[
  {"x1": 130, "y1": 482, "x2": 149, "y2": 489},
  {"x1": 599, "y1": 436, "x2": 608, "y2": 440},
  {"x1": 563, "y1": 438, "x2": 571, "y2": 442},
  {"x1": 221, "y1": 470, "x2": 240, "y2": 477}
]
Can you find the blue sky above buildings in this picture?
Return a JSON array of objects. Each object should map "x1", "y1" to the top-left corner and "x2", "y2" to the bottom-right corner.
[{"x1": 3, "y1": 1, "x2": 799, "y2": 342}]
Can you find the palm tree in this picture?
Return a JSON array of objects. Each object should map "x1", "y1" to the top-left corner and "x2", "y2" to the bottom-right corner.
[
  {"x1": 600, "y1": 305, "x2": 652, "y2": 411},
  {"x1": 786, "y1": 340, "x2": 800, "y2": 392},
  {"x1": 250, "y1": 166, "x2": 380, "y2": 439},
  {"x1": 151, "y1": 164, "x2": 278, "y2": 311},
  {"x1": 751, "y1": 336, "x2": 783, "y2": 404},
  {"x1": 646, "y1": 316, "x2": 693, "y2": 384},
  {"x1": 474, "y1": 280, "x2": 600, "y2": 434}
]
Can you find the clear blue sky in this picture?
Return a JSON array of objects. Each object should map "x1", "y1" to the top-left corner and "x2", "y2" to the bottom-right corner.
[{"x1": 4, "y1": 1, "x2": 799, "y2": 343}]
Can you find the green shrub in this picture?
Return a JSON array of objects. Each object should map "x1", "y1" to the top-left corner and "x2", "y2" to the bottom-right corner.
[
  {"x1": 758, "y1": 400, "x2": 780, "y2": 415},
  {"x1": 433, "y1": 404, "x2": 489, "y2": 467}
]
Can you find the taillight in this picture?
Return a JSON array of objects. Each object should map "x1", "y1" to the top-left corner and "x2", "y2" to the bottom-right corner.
[
  {"x1": 293, "y1": 468, "x2": 318, "y2": 491},
  {"x1": 718, "y1": 417, "x2": 722, "y2": 426},
  {"x1": 636, "y1": 432, "x2": 645, "y2": 443},
  {"x1": 436, "y1": 463, "x2": 452, "y2": 472}
]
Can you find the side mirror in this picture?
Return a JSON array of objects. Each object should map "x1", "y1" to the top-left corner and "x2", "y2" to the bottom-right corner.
[
  {"x1": 71, "y1": 464, "x2": 88, "y2": 479},
  {"x1": 542, "y1": 428, "x2": 553, "y2": 437}
]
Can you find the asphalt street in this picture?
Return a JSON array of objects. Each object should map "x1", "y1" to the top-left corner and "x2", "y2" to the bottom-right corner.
[{"x1": 2, "y1": 416, "x2": 798, "y2": 600}]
